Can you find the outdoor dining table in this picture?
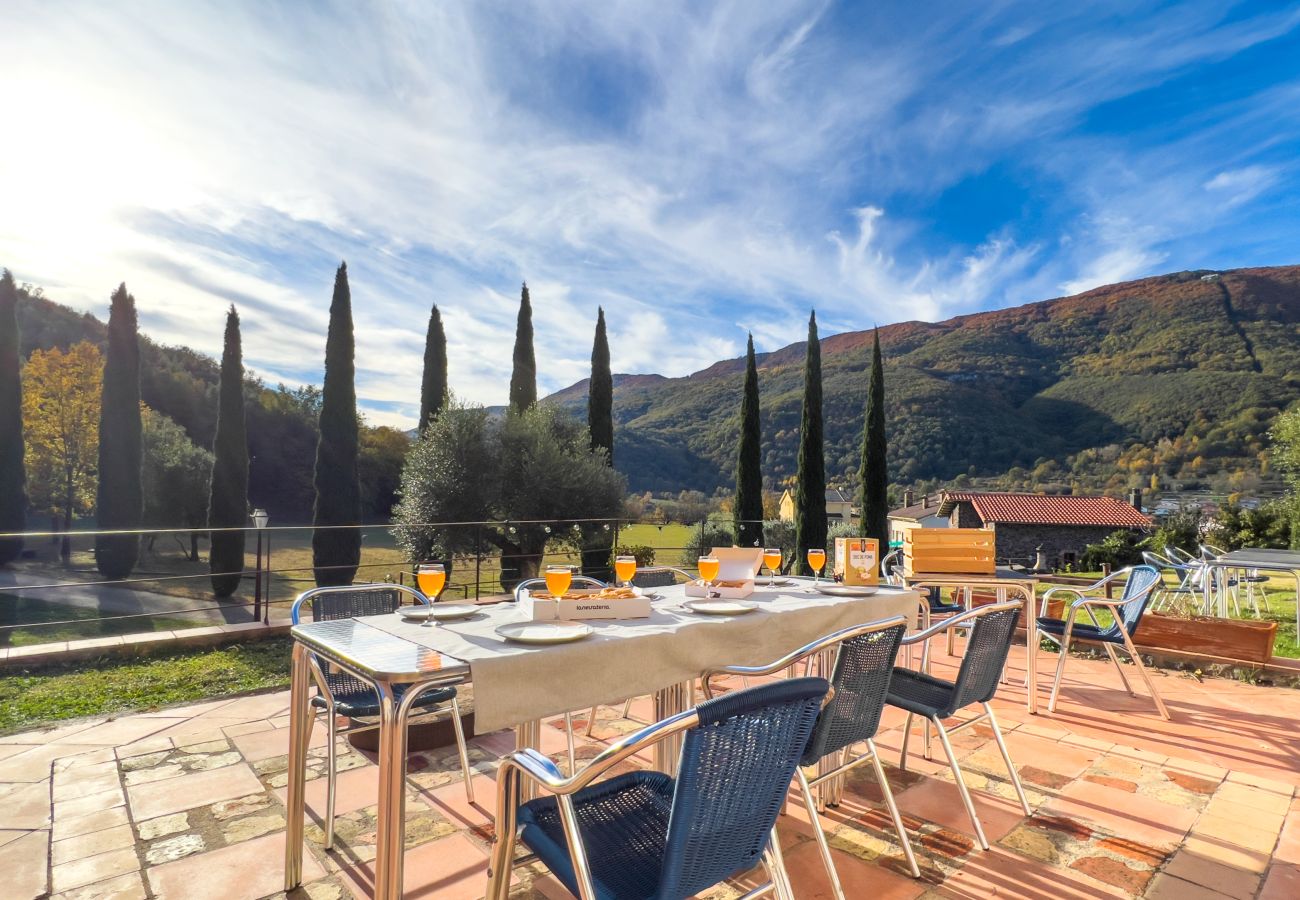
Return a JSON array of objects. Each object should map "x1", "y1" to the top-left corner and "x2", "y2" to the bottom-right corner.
[
  {"x1": 1201, "y1": 548, "x2": 1300, "y2": 632},
  {"x1": 283, "y1": 579, "x2": 922, "y2": 900},
  {"x1": 900, "y1": 568, "x2": 1040, "y2": 714}
]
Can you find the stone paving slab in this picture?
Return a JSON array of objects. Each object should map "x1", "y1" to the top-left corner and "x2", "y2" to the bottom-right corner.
[{"x1": 0, "y1": 641, "x2": 1296, "y2": 898}]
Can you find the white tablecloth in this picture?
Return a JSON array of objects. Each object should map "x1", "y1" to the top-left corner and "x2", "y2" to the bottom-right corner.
[{"x1": 361, "y1": 582, "x2": 920, "y2": 732}]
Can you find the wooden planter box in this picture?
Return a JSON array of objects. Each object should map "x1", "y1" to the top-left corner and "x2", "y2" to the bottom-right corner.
[
  {"x1": 1134, "y1": 612, "x2": 1277, "y2": 665},
  {"x1": 904, "y1": 528, "x2": 995, "y2": 576}
]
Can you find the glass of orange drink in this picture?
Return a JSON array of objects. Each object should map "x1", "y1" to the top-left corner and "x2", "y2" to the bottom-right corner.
[
  {"x1": 763, "y1": 548, "x2": 782, "y2": 587},
  {"x1": 807, "y1": 548, "x2": 827, "y2": 584},
  {"x1": 614, "y1": 555, "x2": 637, "y2": 586},
  {"x1": 545, "y1": 564, "x2": 573, "y2": 599},
  {"x1": 697, "y1": 555, "x2": 720, "y2": 588},
  {"x1": 416, "y1": 562, "x2": 446, "y2": 601}
]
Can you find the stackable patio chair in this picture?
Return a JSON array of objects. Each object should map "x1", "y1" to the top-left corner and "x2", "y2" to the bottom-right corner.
[
  {"x1": 291, "y1": 584, "x2": 475, "y2": 849},
  {"x1": 1036, "y1": 565, "x2": 1169, "y2": 720},
  {"x1": 1141, "y1": 550, "x2": 1204, "y2": 615},
  {"x1": 702, "y1": 615, "x2": 920, "y2": 894},
  {"x1": 886, "y1": 600, "x2": 1031, "y2": 850},
  {"x1": 485, "y1": 678, "x2": 832, "y2": 900},
  {"x1": 1200, "y1": 543, "x2": 1268, "y2": 616}
]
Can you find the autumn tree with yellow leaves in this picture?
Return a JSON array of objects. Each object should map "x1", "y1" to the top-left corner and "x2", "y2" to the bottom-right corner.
[{"x1": 22, "y1": 341, "x2": 102, "y2": 560}]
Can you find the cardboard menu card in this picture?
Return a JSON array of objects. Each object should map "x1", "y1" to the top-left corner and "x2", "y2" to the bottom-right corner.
[{"x1": 834, "y1": 537, "x2": 880, "y2": 586}]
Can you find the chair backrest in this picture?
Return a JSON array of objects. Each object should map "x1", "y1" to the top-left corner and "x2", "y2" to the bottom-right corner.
[
  {"x1": 633, "y1": 567, "x2": 680, "y2": 588},
  {"x1": 801, "y1": 622, "x2": 906, "y2": 764},
  {"x1": 291, "y1": 583, "x2": 425, "y2": 625},
  {"x1": 1111, "y1": 565, "x2": 1161, "y2": 638},
  {"x1": 657, "y1": 678, "x2": 829, "y2": 898},
  {"x1": 950, "y1": 604, "x2": 1021, "y2": 710}
]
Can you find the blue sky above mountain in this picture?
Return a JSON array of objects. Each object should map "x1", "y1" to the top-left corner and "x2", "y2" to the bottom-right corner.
[{"x1": 2, "y1": 1, "x2": 1298, "y2": 426}]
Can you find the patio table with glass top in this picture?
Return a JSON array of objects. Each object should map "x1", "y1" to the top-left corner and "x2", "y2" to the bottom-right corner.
[
  {"x1": 1201, "y1": 548, "x2": 1300, "y2": 631},
  {"x1": 283, "y1": 579, "x2": 921, "y2": 900},
  {"x1": 901, "y1": 568, "x2": 1040, "y2": 714}
]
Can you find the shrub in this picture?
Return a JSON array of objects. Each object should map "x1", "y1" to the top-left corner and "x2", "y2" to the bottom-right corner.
[
  {"x1": 614, "y1": 544, "x2": 656, "y2": 567},
  {"x1": 684, "y1": 525, "x2": 735, "y2": 565},
  {"x1": 1081, "y1": 529, "x2": 1144, "y2": 570}
]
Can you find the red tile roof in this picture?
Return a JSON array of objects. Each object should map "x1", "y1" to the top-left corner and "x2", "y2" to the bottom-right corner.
[{"x1": 938, "y1": 492, "x2": 1150, "y2": 527}]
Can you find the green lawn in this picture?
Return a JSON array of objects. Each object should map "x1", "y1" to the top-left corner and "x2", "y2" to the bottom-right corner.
[{"x1": 0, "y1": 639, "x2": 292, "y2": 735}]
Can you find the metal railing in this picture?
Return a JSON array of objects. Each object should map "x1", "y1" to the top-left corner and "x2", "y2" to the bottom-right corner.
[{"x1": 0, "y1": 517, "x2": 791, "y2": 647}]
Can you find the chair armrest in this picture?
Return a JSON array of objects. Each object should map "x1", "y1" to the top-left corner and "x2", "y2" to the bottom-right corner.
[
  {"x1": 1040, "y1": 586, "x2": 1083, "y2": 617},
  {"x1": 700, "y1": 616, "x2": 907, "y2": 697},
  {"x1": 900, "y1": 600, "x2": 1020, "y2": 646}
]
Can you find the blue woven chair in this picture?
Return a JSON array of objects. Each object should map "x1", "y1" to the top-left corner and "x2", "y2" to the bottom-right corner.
[
  {"x1": 485, "y1": 678, "x2": 831, "y2": 900},
  {"x1": 702, "y1": 616, "x2": 918, "y2": 896},
  {"x1": 1037, "y1": 565, "x2": 1169, "y2": 720},
  {"x1": 886, "y1": 600, "x2": 1031, "y2": 850},
  {"x1": 291, "y1": 584, "x2": 474, "y2": 849}
]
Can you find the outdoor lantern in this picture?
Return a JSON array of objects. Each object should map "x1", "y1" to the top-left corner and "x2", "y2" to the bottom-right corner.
[{"x1": 252, "y1": 508, "x2": 269, "y2": 529}]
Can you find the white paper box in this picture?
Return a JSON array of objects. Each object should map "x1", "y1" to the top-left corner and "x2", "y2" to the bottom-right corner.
[
  {"x1": 520, "y1": 588, "x2": 652, "y2": 621},
  {"x1": 684, "y1": 546, "x2": 762, "y2": 599}
]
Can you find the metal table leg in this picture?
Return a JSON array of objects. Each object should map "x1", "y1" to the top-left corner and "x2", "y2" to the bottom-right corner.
[
  {"x1": 514, "y1": 719, "x2": 542, "y2": 802},
  {"x1": 653, "y1": 680, "x2": 693, "y2": 774},
  {"x1": 373, "y1": 683, "x2": 403, "y2": 900},
  {"x1": 1021, "y1": 585, "x2": 1038, "y2": 715},
  {"x1": 283, "y1": 642, "x2": 313, "y2": 891}
]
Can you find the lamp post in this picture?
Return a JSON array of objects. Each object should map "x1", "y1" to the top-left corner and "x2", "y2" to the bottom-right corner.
[{"x1": 252, "y1": 509, "x2": 269, "y2": 623}]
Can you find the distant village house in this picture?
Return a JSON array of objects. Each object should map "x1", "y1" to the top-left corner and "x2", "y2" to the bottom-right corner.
[{"x1": 778, "y1": 488, "x2": 855, "y2": 524}]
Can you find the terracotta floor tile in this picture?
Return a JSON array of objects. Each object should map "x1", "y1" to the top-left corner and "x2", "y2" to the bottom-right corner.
[
  {"x1": 1043, "y1": 779, "x2": 1196, "y2": 850},
  {"x1": 230, "y1": 722, "x2": 322, "y2": 761},
  {"x1": 1259, "y1": 863, "x2": 1300, "y2": 900},
  {"x1": 0, "y1": 743, "x2": 103, "y2": 782},
  {"x1": 145, "y1": 830, "x2": 323, "y2": 900},
  {"x1": 413, "y1": 773, "x2": 497, "y2": 830},
  {"x1": 780, "y1": 838, "x2": 927, "y2": 900},
  {"x1": 51, "y1": 846, "x2": 139, "y2": 893},
  {"x1": 272, "y1": 762, "x2": 380, "y2": 821},
  {"x1": 4, "y1": 780, "x2": 53, "y2": 830},
  {"x1": 56, "y1": 718, "x2": 185, "y2": 747},
  {"x1": 1145, "y1": 872, "x2": 1239, "y2": 900},
  {"x1": 895, "y1": 776, "x2": 1028, "y2": 844},
  {"x1": 935, "y1": 844, "x2": 1124, "y2": 898},
  {"x1": 50, "y1": 869, "x2": 147, "y2": 899},
  {"x1": 55, "y1": 787, "x2": 125, "y2": 821},
  {"x1": 127, "y1": 763, "x2": 262, "y2": 820},
  {"x1": 52, "y1": 807, "x2": 131, "y2": 842},
  {"x1": 1163, "y1": 849, "x2": 1261, "y2": 899},
  {"x1": 0, "y1": 827, "x2": 49, "y2": 899},
  {"x1": 336, "y1": 832, "x2": 500, "y2": 900},
  {"x1": 51, "y1": 823, "x2": 135, "y2": 866}
]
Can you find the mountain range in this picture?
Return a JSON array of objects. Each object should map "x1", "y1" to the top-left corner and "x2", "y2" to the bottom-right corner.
[{"x1": 547, "y1": 265, "x2": 1300, "y2": 495}]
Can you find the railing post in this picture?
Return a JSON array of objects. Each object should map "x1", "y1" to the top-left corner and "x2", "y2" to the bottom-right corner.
[
  {"x1": 1102, "y1": 563, "x2": 1113, "y2": 598},
  {"x1": 474, "y1": 524, "x2": 482, "y2": 601}
]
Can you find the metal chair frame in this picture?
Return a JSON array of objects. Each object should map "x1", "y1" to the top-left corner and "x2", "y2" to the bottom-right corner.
[
  {"x1": 891, "y1": 601, "x2": 1031, "y2": 851},
  {"x1": 485, "y1": 684, "x2": 833, "y2": 900},
  {"x1": 701, "y1": 615, "x2": 920, "y2": 894},
  {"x1": 1038, "y1": 566, "x2": 1170, "y2": 720},
  {"x1": 290, "y1": 583, "x2": 475, "y2": 849},
  {"x1": 1141, "y1": 550, "x2": 1204, "y2": 615}
]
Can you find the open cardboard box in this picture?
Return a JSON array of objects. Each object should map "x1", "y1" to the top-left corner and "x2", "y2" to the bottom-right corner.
[
  {"x1": 520, "y1": 587, "x2": 652, "y2": 621},
  {"x1": 684, "y1": 546, "x2": 763, "y2": 599}
]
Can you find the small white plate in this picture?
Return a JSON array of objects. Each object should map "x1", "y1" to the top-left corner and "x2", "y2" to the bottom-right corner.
[
  {"x1": 495, "y1": 622, "x2": 594, "y2": 644},
  {"x1": 812, "y1": 583, "x2": 880, "y2": 597},
  {"x1": 683, "y1": 599, "x2": 758, "y2": 616},
  {"x1": 412, "y1": 604, "x2": 479, "y2": 621},
  {"x1": 760, "y1": 578, "x2": 795, "y2": 587}
]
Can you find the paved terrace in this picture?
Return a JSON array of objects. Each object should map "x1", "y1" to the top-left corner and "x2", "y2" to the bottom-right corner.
[{"x1": 3, "y1": 643, "x2": 1298, "y2": 900}]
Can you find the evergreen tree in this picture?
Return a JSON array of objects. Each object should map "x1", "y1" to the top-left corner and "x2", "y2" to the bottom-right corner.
[
  {"x1": 859, "y1": 328, "x2": 889, "y2": 549},
  {"x1": 587, "y1": 307, "x2": 613, "y2": 462},
  {"x1": 95, "y1": 284, "x2": 143, "y2": 579},
  {"x1": 733, "y1": 334, "x2": 764, "y2": 548},
  {"x1": 0, "y1": 270, "x2": 25, "y2": 565},
  {"x1": 582, "y1": 307, "x2": 615, "y2": 580},
  {"x1": 508, "y1": 282, "x2": 536, "y2": 412},
  {"x1": 208, "y1": 306, "x2": 248, "y2": 597},
  {"x1": 418, "y1": 303, "x2": 448, "y2": 435},
  {"x1": 312, "y1": 263, "x2": 362, "y2": 586},
  {"x1": 794, "y1": 311, "x2": 827, "y2": 574}
]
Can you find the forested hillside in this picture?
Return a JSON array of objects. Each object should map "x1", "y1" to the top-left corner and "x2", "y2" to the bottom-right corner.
[
  {"x1": 549, "y1": 266, "x2": 1300, "y2": 495},
  {"x1": 12, "y1": 285, "x2": 405, "y2": 521}
]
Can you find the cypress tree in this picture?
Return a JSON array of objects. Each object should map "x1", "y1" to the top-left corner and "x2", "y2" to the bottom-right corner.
[
  {"x1": 95, "y1": 284, "x2": 143, "y2": 579},
  {"x1": 859, "y1": 328, "x2": 889, "y2": 549},
  {"x1": 418, "y1": 303, "x2": 448, "y2": 435},
  {"x1": 508, "y1": 282, "x2": 536, "y2": 413},
  {"x1": 208, "y1": 306, "x2": 248, "y2": 597},
  {"x1": 312, "y1": 263, "x2": 362, "y2": 587},
  {"x1": 733, "y1": 334, "x2": 764, "y2": 548},
  {"x1": 587, "y1": 307, "x2": 613, "y2": 462},
  {"x1": 793, "y1": 311, "x2": 827, "y2": 575},
  {"x1": 0, "y1": 270, "x2": 25, "y2": 565}
]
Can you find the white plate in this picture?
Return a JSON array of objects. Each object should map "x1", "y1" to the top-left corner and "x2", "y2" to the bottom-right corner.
[
  {"x1": 399, "y1": 603, "x2": 479, "y2": 621},
  {"x1": 683, "y1": 599, "x2": 758, "y2": 616},
  {"x1": 760, "y1": 578, "x2": 795, "y2": 587},
  {"x1": 495, "y1": 622, "x2": 594, "y2": 644},
  {"x1": 812, "y1": 583, "x2": 880, "y2": 597}
]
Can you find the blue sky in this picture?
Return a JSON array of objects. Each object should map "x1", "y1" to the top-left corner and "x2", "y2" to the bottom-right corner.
[{"x1": 2, "y1": 1, "x2": 1299, "y2": 426}]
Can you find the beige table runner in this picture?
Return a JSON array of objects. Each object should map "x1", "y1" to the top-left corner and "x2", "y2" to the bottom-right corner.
[{"x1": 361, "y1": 583, "x2": 920, "y2": 732}]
